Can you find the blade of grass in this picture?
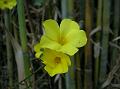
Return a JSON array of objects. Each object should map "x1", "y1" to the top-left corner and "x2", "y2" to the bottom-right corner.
[
  {"x1": 17, "y1": 0, "x2": 32, "y2": 87},
  {"x1": 5, "y1": 29, "x2": 26, "y2": 89}
]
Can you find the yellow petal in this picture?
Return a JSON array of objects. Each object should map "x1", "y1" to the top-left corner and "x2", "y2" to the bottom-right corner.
[
  {"x1": 50, "y1": 57, "x2": 69, "y2": 76},
  {"x1": 59, "y1": 43, "x2": 78, "y2": 56},
  {"x1": 43, "y1": 19, "x2": 60, "y2": 41},
  {"x1": 35, "y1": 51, "x2": 43, "y2": 58},
  {"x1": 34, "y1": 43, "x2": 41, "y2": 52},
  {"x1": 0, "y1": 1, "x2": 5, "y2": 9},
  {"x1": 52, "y1": 64, "x2": 63, "y2": 75},
  {"x1": 60, "y1": 57, "x2": 68, "y2": 72},
  {"x1": 60, "y1": 19, "x2": 80, "y2": 37},
  {"x1": 40, "y1": 35, "x2": 61, "y2": 51},
  {"x1": 62, "y1": 54, "x2": 71, "y2": 66},
  {"x1": 44, "y1": 66, "x2": 54, "y2": 76},
  {"x1": 41, "y1": 49, "x2": 56, "y2": 68},
  {"x1": 8, "y1": 0, "x2": 16, "y2": 9},
  {"x1": 47, "y1": 49, "x2": 71, "y2": 66},
  {"x1": 65, "y1": 30, "x2": 87, "y2": 47},
  {"x1": 77, "y1": 30, "x2": 87, "y2": 47},
  {"x1": 0, "y1": 0, "x2": 16, "y2": 9},
  {"x1": 45, "y1": 64, "x2": 67, "y2": 77},
  {"x1": 42, "y1": 49, "x2": 71, "y2": 77}
]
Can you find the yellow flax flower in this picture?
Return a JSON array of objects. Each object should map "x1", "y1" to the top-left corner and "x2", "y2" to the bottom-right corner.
[
  {"x1": 0, "y1": 0, "x2": 16, "y2": 10},
  {"x1": 41, "y1": 49, "x2": 71, "y2": 77},
  {"x1": 34, "y1": 19, "x2": 87, "y2": 58}
]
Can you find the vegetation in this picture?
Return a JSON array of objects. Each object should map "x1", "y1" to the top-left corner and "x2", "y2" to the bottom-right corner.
[{"x1": 0, "y1": 0, "x2": 120, "y2": 89}]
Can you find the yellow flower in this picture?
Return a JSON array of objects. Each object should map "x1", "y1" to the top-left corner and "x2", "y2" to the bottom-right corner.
[
  {"x1": 0, "y1": 0, "x2": 16, "y2": 10},
  {"x1": 41, "y1": 49, "x2": 71, "y2": 77},
  {"x1": 34, "y1": 19, "x2": 87, "y2": 58}
]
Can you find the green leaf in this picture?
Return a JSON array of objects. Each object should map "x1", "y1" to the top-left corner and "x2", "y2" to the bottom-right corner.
[{"x1": 5, "y1": 30, "x2": 26, "y2": 89}]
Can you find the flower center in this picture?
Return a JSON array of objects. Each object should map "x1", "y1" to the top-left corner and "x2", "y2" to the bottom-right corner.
[
  {"x1": 54, "y1": 57, "x2": 61, "y2": 64},
  {"x1": 58, "y1": 36, "x2": 66, "y2": 45}
]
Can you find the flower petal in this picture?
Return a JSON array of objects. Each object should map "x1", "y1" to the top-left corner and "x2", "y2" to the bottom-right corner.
[
  {"x1": 59, "y1": 43, "x2": 78, "y2": 56},
  {"x1": 65, "y1": 30, "x2": 87, "y2": 47},
  {"x1": 60, "y1": 19, "x2": 80, "y2": 37},
  {"x1": 60, "y1": 58, "x2": 68, "y2": 72},
  {"x1": 43, "y1": 19, "x2": 60, "y2": 41},
  {"x1": 52, "y1": 64, "x2": 64, "y2": 75},
  {"x1": 63, "y1": 54, "x2": 71, "y2": 66},
  {"x1": 44, "y1": 66, "x2": 54, "y2": 76},
  {"x1": 8, "y1": 0, "x2": 16, "y2": 9},
  {"x1": 76, "y1": 30, "x2": 87, "y2": 47},
  {"x1": 40, "y1": 35, "x2": 61, "y2": 51},
  {"x1": 42, "y1": 49, "x2": 71, "y2": 77},
  {"x1": 41, "y1": 49, "x2": 56, "y2": 68},
  {"x1": 50, "y1": 58, "x2": 68, "y2": 77},
  {"x1": 0, "y1": 0, "x2": 16, "y2": 9},
  {"x1": 34, "y1": 43, "x2": 41, "y2": 52},
  {"x1": 44, "y1": 64, "x2": 67, "y2": 77},
  {"x1": 35, "y1": 51, "x2": 43, "y2": 58},
  {"x1": 44, "y1": 61, "x2": 68, "y2": 77}
]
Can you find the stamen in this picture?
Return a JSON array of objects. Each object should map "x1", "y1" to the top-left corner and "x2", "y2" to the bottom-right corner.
[
  {"x1": 54, "y1": 57, "x2": 61, "y2": 64},
  {"x1": 58, "y1": 36, "x2": 66, "y2": 45}
]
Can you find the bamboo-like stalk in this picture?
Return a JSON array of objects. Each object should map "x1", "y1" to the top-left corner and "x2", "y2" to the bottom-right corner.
[
  {"x1": 78, "y1": 1, "x2": 85, "y2": 88},
  {"x1": 75, "y1": 52, "x2": 82, "y2": 89},
  {"x1": 67, "y1": 0, "x2": 73, "y2": 18},
  {"x1": 79, "y1": 0, "x2": 85, "y2": 20},
  {"x1": 61, "y1": 0, "x2": 76, "y2": 89},
  {"x1": 110, "y1": 0, "x2": 120, "y2": 68},
  {"x1": 61, "y1": 0, "x2": 67, "y2": 18},
  {"x1": 17, "y1": 0, "x2": 31, "y2": 88},
  {"x1": 84, "y1": 0, "x2": 93, "y2": 89},
  {"x1": 65, "y1": 57, "x2": 76, "y2": 89},
  {"x1": 99, "y1": 0, "x2": 110, "y2": 87},
  {"x1": 4, "y1": 10, "x2": 13, "y2": 89},
  {"x1": 94, "y1": 0, "x2": 102, "y2": 88}
]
